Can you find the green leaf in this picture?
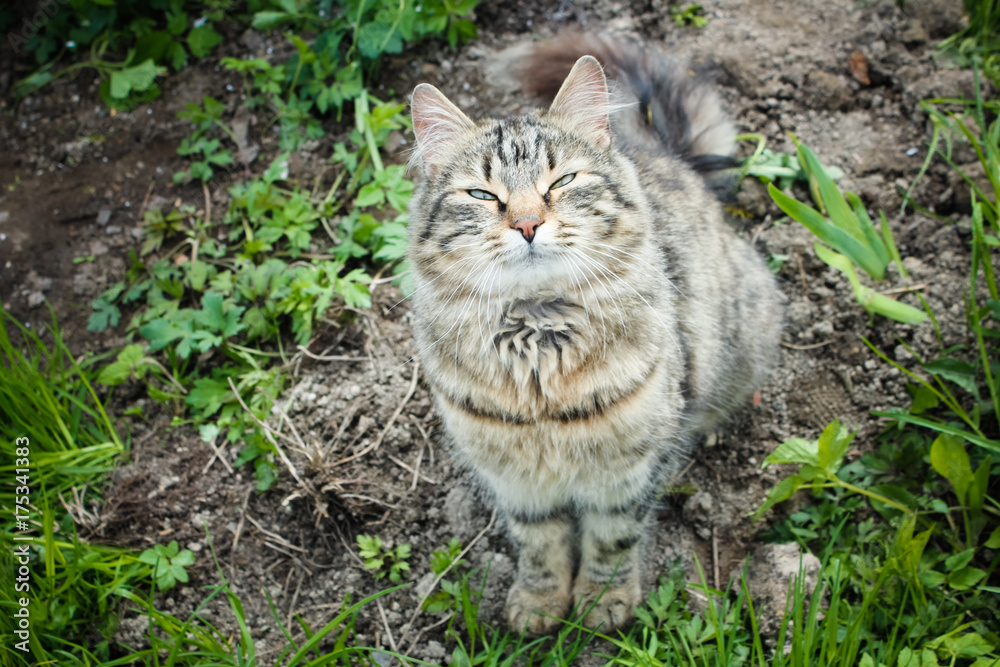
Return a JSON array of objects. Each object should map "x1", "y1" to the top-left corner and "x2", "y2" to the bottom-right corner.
[
  {"x1": 185, "y1": 377, "x2": 231, "y2": 418},
  {"x1": 753, "y1": 474, "x2": 805, "y2": 521},
  {"x1": 187, "y1": 25, "x2": 223, "y2": 58},
  {"x1": 923, "y1": 358, "x2": 979, "y2": 397},
  {"x1": 762, "y1": 437, "x2": 819, "y2": 468},
  {"x1": 110, "y1": 59, "x2": 161, "y2": 99},
  {"x1": 948, "y1": 567, "x2": 986, "y2": 590},
  {"x1": 930, "y1": 434, "x2": 974, "y2": 503},
  {"x1": 869, "y1": 484, "x2": 916, "y2": 516},
  {"x1": 252, "y1": 11, "x2": 295, "y2": 30},
  {"x1": 769, "y1": 183, "x2": 885, "y2": 281},
  {"x1": 944, "y1": 548, "x2": 976, "y2": 572},
  {"x1": 918, "y1": 570, "x2": 947, "y2": 588},
  {"x1": 96, "y1": 344, "x2": 147, "y2": 385},
  {"x1": 167, "y1": 10, "x2": 188, "y2": 36},
  {"x1": 356, "y1": 182, "x2": 385, "y2": 208},
  {"x1": 813, "y1": 243, "x2": 926, "y2": 323},
  {"x1": 817, "y1": 419, "x2": 852, "y2": 474},
  {"x1": 984, "y1": 526, "x2": 1000, "y2": 549},
  {"x1": 910, "y1": 384, "x2": 940, "y2": 414},
  {"x1": 140, "y1": 318, "x2": 187, "y2": 351},
  {"x1": 194, "y1": 291, "x2": 245, "y2": 337}
]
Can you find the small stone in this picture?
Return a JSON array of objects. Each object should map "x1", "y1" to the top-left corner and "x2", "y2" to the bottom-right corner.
[
  {"x1": 803, "y1": 71, "x2": 851, "y2": 111},
  {"x1": 97, "y1": 208, "x2": 112, "y2": 226},
  {"x1": 900, "y1": 20, "x2": 928, "y2": 47},
  {"x1": 105, "y1": 225, "x2": 123, "y2": 235},
  {"x1": 425, "y1": 641, "x2": 446, "y2": 658}
]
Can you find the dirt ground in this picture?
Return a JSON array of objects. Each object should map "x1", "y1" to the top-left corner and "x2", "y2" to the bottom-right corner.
[{"x1": 0, "y1": 0, "x2": 988, "y2": 660}]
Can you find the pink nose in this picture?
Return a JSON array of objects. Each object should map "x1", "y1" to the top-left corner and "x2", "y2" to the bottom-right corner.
[{"x1": 513, "y1": 215, "x2": 542, "y2": 243}]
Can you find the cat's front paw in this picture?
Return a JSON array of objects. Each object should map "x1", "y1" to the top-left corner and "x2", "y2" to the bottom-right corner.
[
  {"x1": 506, "y1": 584, "x2": 572, "y2": 634},
  {"x1": 572, "y1": 577, "x2": 641, "y2": 631}
]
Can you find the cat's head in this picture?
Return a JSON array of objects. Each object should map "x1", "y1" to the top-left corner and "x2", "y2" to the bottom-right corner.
[{"x1": 408, "y1": 56, "x2": 651, "y2": 298}]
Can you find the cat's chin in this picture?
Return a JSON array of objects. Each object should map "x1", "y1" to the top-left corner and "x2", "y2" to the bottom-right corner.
[{"x1": 496, "y1": 255, "x2": 581, "y2": 298}]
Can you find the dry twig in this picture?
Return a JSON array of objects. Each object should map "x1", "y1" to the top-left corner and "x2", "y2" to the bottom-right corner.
[
  {"x1": 780, "y1": 339, "x2": 835, "y2": 350},
  {"x1": 388, "y1": 453, "x2": 437, "y2": 485},
  {"x1": 377, "y1": 598, "x2": 399, "y2": 654},
  {"x1": 296, "y1": 345, "x2": 370, "y2": 363},
  {"x1": 201, "y1": 435, "x2": 235, "y2": 474}
]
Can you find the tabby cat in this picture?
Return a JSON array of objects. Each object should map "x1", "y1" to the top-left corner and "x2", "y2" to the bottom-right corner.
[{"x1": 406, "y1": 34, "x2": 781, "y2": 633}]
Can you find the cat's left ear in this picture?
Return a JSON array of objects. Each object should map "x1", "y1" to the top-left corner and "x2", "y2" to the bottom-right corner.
[
  {"x1": 549, "y1": 55, "x2": 612, "y2": 149},
  {"x1": 411, "y1": 83, "x2": 476, "y2": 175}
]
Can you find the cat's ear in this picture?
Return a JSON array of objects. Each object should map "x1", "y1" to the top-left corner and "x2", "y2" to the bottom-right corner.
[
  {"x1": 549, "y1": 56, "x2": 612, "y2": 149},
  {"x1": 410, "y1": 83, "x2": 476, "y2": 174}
]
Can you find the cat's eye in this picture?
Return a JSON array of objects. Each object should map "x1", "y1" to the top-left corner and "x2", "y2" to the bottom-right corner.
[
  {"x1": 550, "y1": 173, "x2": 576, "y2": 190},
  {"x1": 468, "y1": 189, "x2": 498, "y2": 201}
]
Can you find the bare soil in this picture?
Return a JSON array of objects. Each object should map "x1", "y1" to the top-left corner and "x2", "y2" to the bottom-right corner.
[{"x1": 0, "y1": 0, "x2": 986, "y2": 660}]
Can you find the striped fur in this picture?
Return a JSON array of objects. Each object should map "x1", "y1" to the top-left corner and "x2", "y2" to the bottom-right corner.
[{"x1": 408, "y1": 43, "x2": 781, "y2": 633}]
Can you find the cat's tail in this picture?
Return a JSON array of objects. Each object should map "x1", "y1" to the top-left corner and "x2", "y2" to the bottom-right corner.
[{"x1": 508, "y1": 32, "x2": 736, "y2": 174}]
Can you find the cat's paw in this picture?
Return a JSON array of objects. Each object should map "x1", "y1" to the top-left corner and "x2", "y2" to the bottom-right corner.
[
  {"x1": 506, "y1": 584, "x2": 572, "y2": 635},
  {"x1": 572, "y1": 577, "x2": 641, "y2": 631}
]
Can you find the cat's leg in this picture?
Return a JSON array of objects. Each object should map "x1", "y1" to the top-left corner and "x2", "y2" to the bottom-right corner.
[
  {"x1": 503, "y1": 506, "x2": 576, "y2": 634},
  {"x1": 573, "y1": 491, "x2": 652, "y2": 630}
]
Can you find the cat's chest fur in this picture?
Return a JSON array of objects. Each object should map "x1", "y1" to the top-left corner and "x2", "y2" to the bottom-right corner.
[
  {"x1": 417, "y1": 289, "x2": 668, "y2": 427},
  {"x1": 492, "y1": 298, "x2": 588, "y2": 390}
]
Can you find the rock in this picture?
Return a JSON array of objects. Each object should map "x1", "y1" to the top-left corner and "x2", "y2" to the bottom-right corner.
[
  {"x1": 735, "y1": 177, "x2": 771, "y2": 218},
  {"x1": 443, "y1": 483, "x2": 480, "y2": 540},
  {"x1": 474, "y1": 551, "x2": 514, "y2": 623},
  {"x1": 682, "y1": 490, "x2": 713, "y2": 524},
  {"x1": 97, "y1": 208, "x2": 112, "y2": 226},
  {"x1": 733, "y1": 543, "x2": 821, "y2": 637},
  {"x1": 899, "y1": 20, "x2": 928, "y2": 48},
  {"x1": 425, "y1": 641, "x2": 446, "y2": 658},
  {"x1": 950, "y1": 161, "x2": 993, "y2": 215},
  {"x1": 719, "y1": 57, "x2": 762, "y2": 98},
  {"x1": 904, "y1": 70, "x2": 979, "y2": 111},
  {"x1": 910, "y1": 0, "x2": 966, "y2": 38},
  {"x1": 803, "y1": 71, "x2": 851, "y2": 111}
]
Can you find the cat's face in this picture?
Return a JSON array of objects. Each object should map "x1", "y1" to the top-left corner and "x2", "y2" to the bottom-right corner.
[{"x1": 408, "y1": 57, "x2": 649, "y2": 297}]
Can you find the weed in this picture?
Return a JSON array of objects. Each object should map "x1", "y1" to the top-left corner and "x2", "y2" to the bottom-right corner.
[
  {"x1": 7, "y1": 0, "x2": 226, "y2": 108},
  {"x1": 937, "y1": 1, "x2": 1000, "y2": 87},
  {"x1": 768, "y1": 135, "x2": 925, "y2": 324},
  {"x1": 423, "y1": 537, "x2": 469, "y2": 613},
  {"x1": 670, "y1": 4, "x2": 709, "y2": 28},
  {"x1": 357, "y1": 534, "x2": 411, "y2": 583},
  {"x1": 138, "y1": 541, "x2": 197, "y2": 591}
]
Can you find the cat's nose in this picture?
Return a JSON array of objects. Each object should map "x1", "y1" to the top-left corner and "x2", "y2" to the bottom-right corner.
[{"x1": 513, "y1": 215, "x2": 542, "y2": 243}]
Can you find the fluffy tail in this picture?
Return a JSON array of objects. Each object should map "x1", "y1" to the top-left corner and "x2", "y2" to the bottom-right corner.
[{"x1": 513, "y1": 33, "x2": 736, "y2": 174}]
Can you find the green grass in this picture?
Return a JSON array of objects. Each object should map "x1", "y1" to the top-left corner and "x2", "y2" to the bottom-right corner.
[{"x1": 0, "y1": 310, "x2": 154, "y2": 663}]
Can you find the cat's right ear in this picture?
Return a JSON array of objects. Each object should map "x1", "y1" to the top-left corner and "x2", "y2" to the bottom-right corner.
[
  {"x1": 410, "y1": 83, "x2": 476, "y2": 175},
  {"x1": 549, "y1": 56, "x2": 612, "y2": 149}
]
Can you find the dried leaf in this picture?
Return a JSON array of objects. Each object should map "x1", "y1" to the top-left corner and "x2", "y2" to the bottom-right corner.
[{"x1": 849, "y1": 49, "x2": 870, "y2": 85}]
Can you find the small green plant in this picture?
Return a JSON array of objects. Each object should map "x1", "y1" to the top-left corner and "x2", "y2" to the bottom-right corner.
[
  {"x1": 753, "y1": 420, "x2": 917, "y2": 520},
  {"x1": 753, "y1": 419, "x2": 999, "y2": 664},
  {"x1": 738, "y1": 133, "x2": 845, "y2": 188},
  {"x1": 768, "y1": 135, "x2": 926, "y2": 324},
  {"x1": 670, "y1": 3, "x2": 709, "y2": 28},
  {"x1": 9, "y1": 0, "x2": 226, "y2": 108},
  {"x1": 139, "y1": 541, "x2": 197, "y2": 591},
  {"x1": 356, "y1": 534, "x2": 411, "y2": 583},
  {"x1": 423, "y1": 537, "x2": 469, "y2": 613},
  {"x1": 937, "y1": 1, "x2": 1000, "y2": 87}
]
